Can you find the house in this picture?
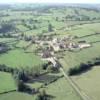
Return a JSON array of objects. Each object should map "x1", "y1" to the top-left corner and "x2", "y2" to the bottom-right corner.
[
  {"x1": 52, "y1": 43, "x2": 60, "y2": 52},
  {"x1": 42, "y1": 50, "x2": 52, "y2": 58},
  {"x1": 78, "y1": 43, "x2": 91, "y2": 49}
]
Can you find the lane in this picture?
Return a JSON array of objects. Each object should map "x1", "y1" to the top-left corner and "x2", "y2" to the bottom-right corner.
[{"x1": 60, "y1": 68, "x2": 92, "y2": 100}]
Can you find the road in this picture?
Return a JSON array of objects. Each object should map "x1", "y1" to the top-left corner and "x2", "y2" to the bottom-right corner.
[{"x1": 60, "y1": 68, "x2": 92, "y2": 100}]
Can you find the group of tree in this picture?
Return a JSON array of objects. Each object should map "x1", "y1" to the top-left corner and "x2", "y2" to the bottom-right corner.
[
  {"x1": 17, "y1": 80, "x2": 38, "y2": 94},
  {"x1": 21, "y1": 19, "x2": 37, "y2": 30},
  {"x1": 0, "y1": 64, "x2": 44, "y2": 82},
  {"x1": 0, "y1": 23, "x2": 16, "y2": 33},
  {"x1": 48, "y1": 23, "x2": 53, "y2": 32},
  {"x1": 36, "y1": 89, "x2": 51, "y2": 100},
  {"x1": 68, "y1": 57, "x2": 100, "y2": 76},
  {"x1": 0, "y1": 43, "x2": 10, "y2": 54}
]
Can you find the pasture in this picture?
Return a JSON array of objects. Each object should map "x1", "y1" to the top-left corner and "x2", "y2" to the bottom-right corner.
[
  {"x1": 72, "y1": 66, "x2": 100, "y2": 100},
  {"x1": 0, "y1": 49, "x2": 44, "y2": 68},
  {"x1": 0, "y1": 72, "x2": 16, "y2": 93},
  {"x1": 45, "y1": 77, "x2": 81, "y2": 100},
  {"x1": 0, "y1": 92, "x2": 36, "y2": 100}
]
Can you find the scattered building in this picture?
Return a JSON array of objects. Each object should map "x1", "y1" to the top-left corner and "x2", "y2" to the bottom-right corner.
[
  {"x1": 78, "y1": 43, "x2": 91, "y2": 49},
  {"x1": 41, "y1": 50, "x2": 52, "y2": 58}
]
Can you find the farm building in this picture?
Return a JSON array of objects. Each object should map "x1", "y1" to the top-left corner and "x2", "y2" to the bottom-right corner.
[
  {"x1": 41, "y1": 50, "x2": 52, "y2": 58},
  {"x1": 78, "y1": 43, "x2": 91, "y2": 49}
]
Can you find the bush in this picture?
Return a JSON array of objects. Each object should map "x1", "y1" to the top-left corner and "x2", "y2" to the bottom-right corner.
[
  {"x1": 36, "y1": 89, "x2": 50, "y2": 100},
  {"x1": 17, "y1": 80, "x2": 26, "y2": 92}
]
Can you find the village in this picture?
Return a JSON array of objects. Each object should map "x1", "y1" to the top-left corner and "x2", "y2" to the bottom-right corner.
[
  {"x1": 11, "y1": 33, "x2": 91, "y2": 68},
  {"x1": 0, "y1": 33, "x2": 91, "y2": 68},
  {"x1": 31, "y1": 34, "x2": 91, "y2": 64}
]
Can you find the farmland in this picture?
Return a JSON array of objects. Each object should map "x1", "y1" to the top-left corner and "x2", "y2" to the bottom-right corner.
[
  {"x1": 0, "y1": 72, "x2": 16, "y2": 93},
  {"x1": 72, "y1": 66, "x2": 100, "y2": 100},
  {"x1": 0, "y1": 49, "x2": 43, "y2": 68},
  {"x1": 0, "y1": 3, "x2": 100, "y2": 100}
]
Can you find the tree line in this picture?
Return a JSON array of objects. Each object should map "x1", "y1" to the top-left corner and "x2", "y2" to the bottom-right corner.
[{"x1": 68, "y1": 57, "x2": 100, "y2": 76}]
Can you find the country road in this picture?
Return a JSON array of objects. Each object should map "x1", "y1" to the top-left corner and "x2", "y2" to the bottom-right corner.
[{"x1": 60, "y1": 68, "x2": 92, "y2": 100}]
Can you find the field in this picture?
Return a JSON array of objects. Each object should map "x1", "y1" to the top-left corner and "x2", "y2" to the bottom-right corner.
[
  {"x1": 0, "y1": 72, "x2": 16, "y2": 93},
  {"x1": 45, "y1": 77, "x2": 81, "y2": 100},
  {"x1": 72, "y1": 66, "x2": 100, "y2": 100},
  {"x1": 0, "y1": 92, "x2": 36, "y2": 100},
  {"x1": 0, "y1": 49, "x2": 43, "y2": 68},
  {"x1": 59, "y1": 23, "x2": 100, "y2": 71}
]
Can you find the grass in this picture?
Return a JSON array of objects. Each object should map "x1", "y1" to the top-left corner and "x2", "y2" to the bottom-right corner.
[
  {"x1": 0, "y1": 49, "x2": 44, "y2": 68},
  {"x1": 44, "y1": 77, "x2": 81, "y2": 100},
  {"x1": 0, "y1": 72, "x2": 16, "y2": 93},
  {"x1": 0, "y1": 92, "x2": 36, "y2": 100},
  {"x1": 76, "y1": 34, "x2": 100, "y2": 43},
  {"x1": 72, "y1": 66, "x2": 100, "y2": 100},
  {"x1": 69, "y1": 23, "x2": 100, "y2": 37},
  {"x1": 27, "y1": 82, "x2": 42, "y2": 89},
  {"x1": 0, "y1": 38, "x2": 16, "y2": 43},
  {"x1": 15, "y1": 40, "x2": 30, "y2": 48}
]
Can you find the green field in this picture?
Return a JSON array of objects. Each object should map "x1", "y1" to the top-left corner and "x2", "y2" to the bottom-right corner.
[
  {"x1": 0, "y1": 92, "x2": 36, "y2": 100},
  {"x1": 72, "y1": 66, "x2": 100, "y2": 100},
  {"x1": 0, "y1": 49, "x2": 44, "y2": 68},
  {"x1": 0, "y1": 72, "x2": 16, "y2": 93},
  {"x1": 59, "y1": 22, "x2": 100, "y2": 72},
  {"x1": 43, "y1": 77, "x2": 81, "y2": 100}
]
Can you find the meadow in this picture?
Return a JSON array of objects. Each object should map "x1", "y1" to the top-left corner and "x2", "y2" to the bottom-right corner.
[
  {"x1": 0, "y1": 72, "x2": 16, "y2": 93},
  {"x1": 72, "y1": 66, "x2": 100, "y2": 100},
  {"x1": 45, "y1": 77, "x2": 81, "y2": 100}
]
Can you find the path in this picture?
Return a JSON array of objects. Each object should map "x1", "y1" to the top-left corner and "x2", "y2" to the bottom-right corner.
[{"x1": 60, "y1": 67, "x2": 92, "y2": 100}]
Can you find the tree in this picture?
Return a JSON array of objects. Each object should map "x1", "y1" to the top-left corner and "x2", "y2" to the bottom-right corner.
[
  {"x1": 33, "y1": 25, "x2": 37, "y2": 29},
  {"x1": 55, "y1": 17, "x2": 59, "y2": 21},
  {"x1": 17, "y1": 80, "x2": 26, "y2": 92},
  {"x1": 48, "y1": 23, "x2": 53, "y2": 32},
  {"x1": 0, "y1": 23, "x2": 15, "y2": 33},
  {"x1": 36, "y1": 89, "x2": 49, "y2": 100}
]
